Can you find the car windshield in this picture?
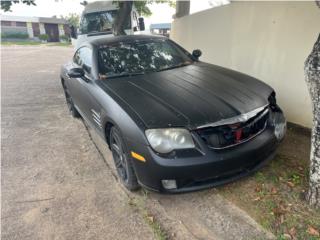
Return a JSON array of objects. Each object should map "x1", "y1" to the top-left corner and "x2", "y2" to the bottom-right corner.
[
  {"x1": 98, "y1": 39, "x2": 193, "y2": 78},
  {"x1": 80, "y1": 10, "x2": 130, "y2": 34}
]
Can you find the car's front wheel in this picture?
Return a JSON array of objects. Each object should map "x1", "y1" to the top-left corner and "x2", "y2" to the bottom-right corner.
[{"x1": 110, "y1": 126, "x2": 140, "y2": 191}]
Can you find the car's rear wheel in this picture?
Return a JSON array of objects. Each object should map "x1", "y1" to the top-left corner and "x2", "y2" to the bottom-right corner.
[
  {"x1": 62, "y1": 82, "x2": 81, "y2": 118},
  {"x1": 110, "y1": 126, "x2": 140, "y2": 191}
]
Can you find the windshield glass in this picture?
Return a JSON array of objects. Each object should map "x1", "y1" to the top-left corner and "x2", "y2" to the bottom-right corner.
[
  {"x1": 98, "y1": 40, "x2": 193, "y2": 77},
  {"x1": 80, "y1": 10, "x2": 130, "y2": 34}
]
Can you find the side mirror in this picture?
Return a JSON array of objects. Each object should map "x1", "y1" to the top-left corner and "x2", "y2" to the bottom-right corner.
[
  {"x1": 67, "y1": 68, "x2": 85, "y2": 78},
  {"x1": 138, "y1": 17, "x2": 145, "y2": 31},
  {"x1": 70, "y1": 25, "x2": 77, "y2": 39},
  {"x1": 192, "y1": 49, "x2": 202, "y2": 60}
]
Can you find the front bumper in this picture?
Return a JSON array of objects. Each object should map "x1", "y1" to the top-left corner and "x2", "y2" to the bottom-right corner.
[{"x1": 128, "y1": 123, "x2": 280, "y2": 193}]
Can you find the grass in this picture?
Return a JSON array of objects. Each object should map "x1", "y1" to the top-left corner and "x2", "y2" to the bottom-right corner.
[
  {"x1": 216, "y1": 125, "x2": 320, "y2": 239},
  {"x1": 1, "y1": 41, "x2": 42, "y2": 46},
  {"x1": 128, "y1": 190, "x2": 168, "y2": 240},
  {"x1": 1, "y1": 41, "x2": 71, "y2": 47}
]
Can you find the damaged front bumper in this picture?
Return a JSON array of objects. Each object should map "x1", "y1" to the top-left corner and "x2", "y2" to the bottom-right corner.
[{"x1": 129, "y1": 106, "x2": 286, "y2": 193}]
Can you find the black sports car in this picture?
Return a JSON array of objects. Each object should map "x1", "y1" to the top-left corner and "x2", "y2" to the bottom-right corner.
[{"x1": 60, "y1": 35, "x2": 286, "y2": 193}]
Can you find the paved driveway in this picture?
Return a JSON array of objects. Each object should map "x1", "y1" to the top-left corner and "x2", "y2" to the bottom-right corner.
[
  {"x1": 1, "y1": 45, "x2": 275, "y2": 240},
  {"x1": 1, "y1": 46, "x2": 155, "y2": 240}
]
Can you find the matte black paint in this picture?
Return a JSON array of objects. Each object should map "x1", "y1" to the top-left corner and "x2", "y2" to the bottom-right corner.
[{"x1": 61, "y1": 35, "x2": 282, "y2": 192}]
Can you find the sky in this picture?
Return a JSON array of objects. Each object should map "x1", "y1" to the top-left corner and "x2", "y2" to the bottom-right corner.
[{"x1": 0, "y1": 0, "x2": 229, "y2": 27}]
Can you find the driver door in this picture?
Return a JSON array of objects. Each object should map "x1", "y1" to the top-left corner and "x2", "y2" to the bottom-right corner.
[{"x1": 68, "y1": 47, "x2": 95, "y2": 122}]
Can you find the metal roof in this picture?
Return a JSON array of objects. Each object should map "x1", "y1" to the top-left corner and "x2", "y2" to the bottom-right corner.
[{"x1": 1, "y1": 15, "x2": 67, "y2": 24}]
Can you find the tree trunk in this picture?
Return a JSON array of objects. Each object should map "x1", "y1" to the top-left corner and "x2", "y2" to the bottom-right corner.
[
  {"x1": 305, "y1": 33, "x2": 320, "y2": 208},
  {"x1": 113, "y1": 1, "x2": 133, "y2": 36}
]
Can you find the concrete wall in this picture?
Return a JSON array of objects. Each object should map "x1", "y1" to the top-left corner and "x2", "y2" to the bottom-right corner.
[{"x1": 171, "y1": 1, "x2": 320, "y2": 128}]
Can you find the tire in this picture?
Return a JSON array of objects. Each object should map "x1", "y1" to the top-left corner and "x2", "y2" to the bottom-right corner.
[
  {"x1": 62, "y1": 82, "x2": 81, "y2": 118},
  {"x1": 110, "y1": 126, "x2": 140, "y2": 191}
]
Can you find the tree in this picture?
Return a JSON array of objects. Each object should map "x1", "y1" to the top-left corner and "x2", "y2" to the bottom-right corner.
[
  {"x1": 112, "y1": 1, "x2": 134, "y2": 36},
  {"x1": 112, "y1": 0, "x2": 176, "y2": 36},
  {"x1": 61, "y1": 13, "x2": 80, "y2": 28},
  {"x1": 305, "y1": 29, "x2": 320, "y2": 208},
  {"x1": 1, "y1": 0, "x2": 35, "y2": 12}
]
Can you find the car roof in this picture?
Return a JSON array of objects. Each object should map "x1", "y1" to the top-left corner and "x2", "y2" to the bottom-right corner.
[{"x1": 85, "y1": 34, "x2": 168, "y2": 48}]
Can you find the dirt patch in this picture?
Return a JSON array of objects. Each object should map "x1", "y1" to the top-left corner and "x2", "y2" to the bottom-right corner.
[{"x1": 217, "y1": 125, "x2": 320, "y2": 239}]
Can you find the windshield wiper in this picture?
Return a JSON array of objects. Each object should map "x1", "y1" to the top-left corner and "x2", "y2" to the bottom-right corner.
[
  {"x1": 106, "y1": 72, "x2": 145, "y2": 79},
  {"x1": 157, "y1": 62, "x2": 191, "y2": 72}
]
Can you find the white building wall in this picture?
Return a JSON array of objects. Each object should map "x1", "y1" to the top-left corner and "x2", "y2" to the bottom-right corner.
[
  {"x1": 171, "y1": 1, "x2": 320, "y2": 128},
  {"x1": 58, "y1": 24, "x2": 65, "y2": 36},
  {"x1": 39, "y1": 23, "x2": 45, "y2": 34},
  {"x1": 26, "y1": 22, "x2": 34, "y2": 38}
]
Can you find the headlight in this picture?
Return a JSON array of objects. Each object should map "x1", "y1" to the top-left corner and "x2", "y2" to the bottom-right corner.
[
  {"x1": 145, "y1": 128, "x2": 195, "y2": 154},
  {"x1": 270, "y1": 111, "x2": 286, "y2": 141}
]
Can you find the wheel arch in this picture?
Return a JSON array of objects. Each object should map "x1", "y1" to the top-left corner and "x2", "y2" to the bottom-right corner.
[
  {"x1": 104, "y1": 121, "x2": 114, "y2": 148},
  {"x1": 61, "y1": 76, "x2": 65, "y2": 85}
]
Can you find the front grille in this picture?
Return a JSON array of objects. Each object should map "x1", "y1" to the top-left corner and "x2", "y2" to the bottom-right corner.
[{"x1": 196, "y1": 108, "x2": 269, "y2": 149}]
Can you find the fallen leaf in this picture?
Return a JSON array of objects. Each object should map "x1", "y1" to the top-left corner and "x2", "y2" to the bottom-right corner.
[
  {"x1": 253, "y1": 196, "x2": 261, "y2": 201},
  {"x1": 273, "y1": 207, "x2": 286, "y2": 216},
  {"x1": 255, "y1": 186, "x2": 261, "y2": 192},
  {"x1": 280, "y1": 214, "x2": 285, "y2": 224},
  {"x1": 271, "y1": 187, "x2": 278, "y2": 194},
  {"x1": 147, "y1": 216, "x2": 154, "y2": 223},
  {"x1": 287, "y1": 181, "x2": 295, "y2": 188},
  {"x1": 283, "y1": 233, "x2": 292, "y2": 239},
  {"x1": 289, "y1": 227, "x2": 296, "y2": 238},
  {"x1": 307, "y1": 226, "x2": 319, "y2": 236}
]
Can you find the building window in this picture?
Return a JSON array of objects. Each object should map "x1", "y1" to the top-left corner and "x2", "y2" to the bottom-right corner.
[
  {"x1": 15, "y1": 22, "x2": 27, "y2": 27},
  {"x1": 1, "y1": 21, "x2": 12, "y2": 26}
]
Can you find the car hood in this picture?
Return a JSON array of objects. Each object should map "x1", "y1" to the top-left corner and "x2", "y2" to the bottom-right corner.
[{"x1": 98, "y1": 62, "x2": 273, "y2": 129}]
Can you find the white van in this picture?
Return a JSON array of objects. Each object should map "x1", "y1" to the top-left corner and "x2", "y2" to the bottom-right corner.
[{"x1": 71, "y1": 1, "x2": 145, "y2": 48}]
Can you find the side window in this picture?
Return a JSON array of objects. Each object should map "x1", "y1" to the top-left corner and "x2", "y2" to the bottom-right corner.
[
  {"x1": 73, "y1": 47, "x2": 92, "y2": 73},
  {"x1": 73, "y1": 49, "x2": 81, "y2": 65},
  {"x1": 79, "y1": 47, "x2": 93, "y2": 69}
]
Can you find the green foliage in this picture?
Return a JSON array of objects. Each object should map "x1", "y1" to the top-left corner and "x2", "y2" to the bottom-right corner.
[
  {"x1": 61, "y1": 13, "x2": 80, "y2": 28},
  {"x1": 59, "y1": 35, "x2": 69, "y2": 42},
  {"x1": 135, "y1": 0, "x2": 176, "y2": 17},
  {"x1": 1, "y1": 32, "x2": 29, "y2": 39},
  {"x1": 39, "y1": 34, "x2": 49, "y2": 41},
  {"x1": 1, "y1": 0, "x2": 36, "y2": 12},
  {"x1": 134, "y1": 1, "x2": 152, "y2": 17},
  {"x1": 154, "y1": 0, "x2": 176, "y2": 8},
  {"x1": 113, "y1": 0, "x2": 176, "y2": 17}
]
